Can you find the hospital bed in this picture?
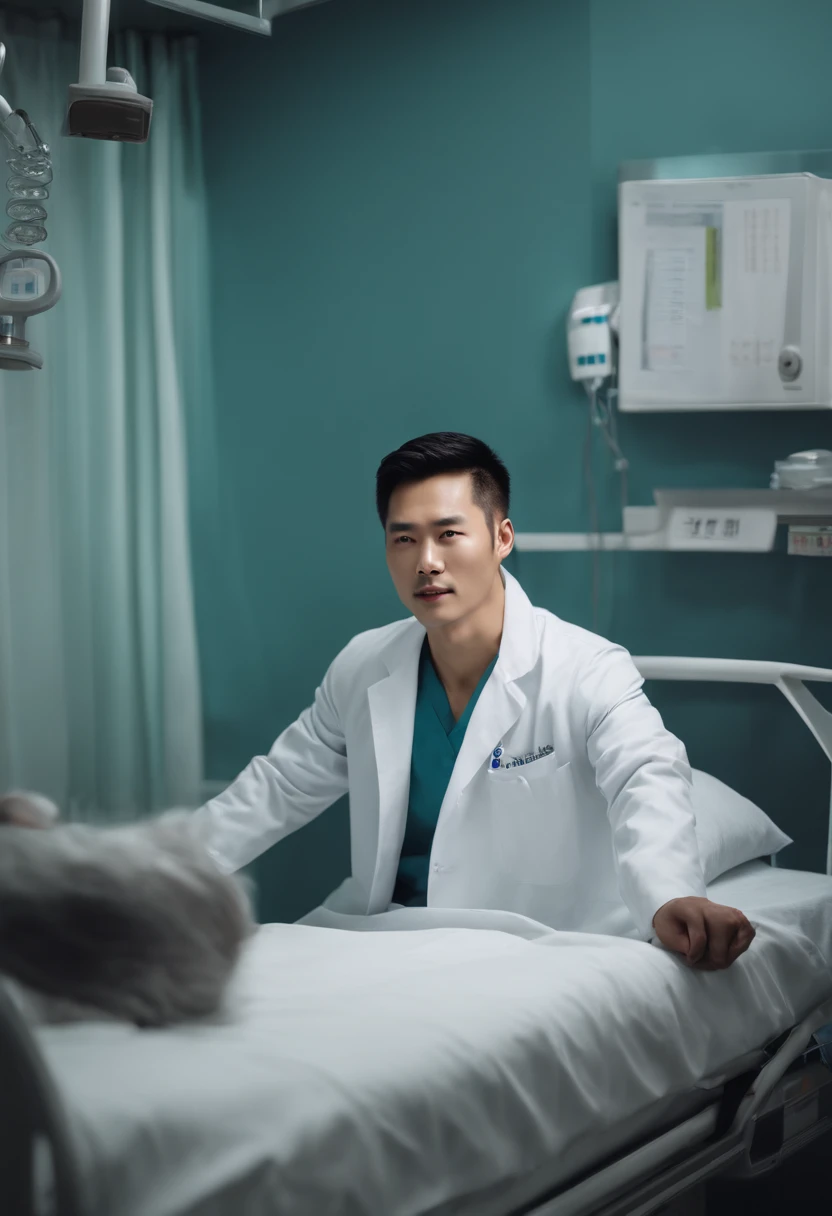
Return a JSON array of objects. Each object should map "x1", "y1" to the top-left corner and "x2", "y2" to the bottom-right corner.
[{"x1": 2, "y1": 657, "x2": 832, "y2": 1216}]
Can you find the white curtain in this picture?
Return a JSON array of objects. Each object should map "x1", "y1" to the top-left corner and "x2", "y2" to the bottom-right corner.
[{"x1": 0, "y1": 12, "x2": 205, "y2": 819}]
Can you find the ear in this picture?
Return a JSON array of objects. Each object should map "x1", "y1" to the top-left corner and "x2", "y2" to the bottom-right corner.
[
  {"x1": 0, "y1": 791, "x2": 60, "y2": 828},
  {"x1": 496, "y1": 517, "x2": 515, "y2": 561}
]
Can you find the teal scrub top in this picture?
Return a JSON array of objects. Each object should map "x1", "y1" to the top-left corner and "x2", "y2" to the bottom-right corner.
[{"x1": 392, "y1": 639, "x2": 498, "y2": 908}]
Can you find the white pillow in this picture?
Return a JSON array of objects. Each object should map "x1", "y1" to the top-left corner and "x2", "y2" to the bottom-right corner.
[{"x1": 690, "y1": 768, "x2": 792, "y2": 884}]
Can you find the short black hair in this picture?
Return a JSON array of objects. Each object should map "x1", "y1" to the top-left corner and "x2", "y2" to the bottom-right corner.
[{"x1": 376, "y1": 432, "x2": 510, "y2": 530}]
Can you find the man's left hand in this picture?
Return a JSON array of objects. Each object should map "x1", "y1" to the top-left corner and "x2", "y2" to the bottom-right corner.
[{"x1": 652, "y1": 897, "x2": 755, "y2": 970}]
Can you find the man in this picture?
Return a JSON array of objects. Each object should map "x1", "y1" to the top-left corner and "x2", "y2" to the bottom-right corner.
[{"x1": 197, "y1": 432, "x2": 755, "y2": 970}]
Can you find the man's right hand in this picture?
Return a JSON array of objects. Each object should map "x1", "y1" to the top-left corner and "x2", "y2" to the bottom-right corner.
[{"x1": 652, "y1": 896, "x2": 755, "y2": 970}]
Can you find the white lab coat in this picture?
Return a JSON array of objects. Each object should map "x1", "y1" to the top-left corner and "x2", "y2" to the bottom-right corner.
[{"x1": 196, "y1": 569, "x2": 706, "y2": 940}]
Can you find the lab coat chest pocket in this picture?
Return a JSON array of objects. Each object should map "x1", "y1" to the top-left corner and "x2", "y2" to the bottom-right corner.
[{"x1": 488, "y1": 756, "x2": 579, "y2": 886}]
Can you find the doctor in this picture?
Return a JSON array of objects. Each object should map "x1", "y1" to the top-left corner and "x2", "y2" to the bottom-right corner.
[{"x1": 197, "y1": 433, "x2": 755, "y2": 971}]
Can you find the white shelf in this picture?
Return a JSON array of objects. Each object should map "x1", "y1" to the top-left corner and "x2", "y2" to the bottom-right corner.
[
  {"x1": 515, "y1": 490, "x2": 832, "y2": 553},
  {"x1": 652, "y1": 488, "x2": 832, "y2": 516},
  {"x1": 516, "y1": 532, "x2": 658, "y2": 552}
]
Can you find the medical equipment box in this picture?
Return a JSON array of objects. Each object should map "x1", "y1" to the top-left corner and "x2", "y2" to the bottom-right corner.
[{"x1": 619, "y1": 173, "x2": 832, "y2": 411}]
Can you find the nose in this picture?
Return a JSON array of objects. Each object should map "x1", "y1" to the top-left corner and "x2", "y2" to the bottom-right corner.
[{"x1": 417, "y1": 540, "x2": 445, "y2": 576}]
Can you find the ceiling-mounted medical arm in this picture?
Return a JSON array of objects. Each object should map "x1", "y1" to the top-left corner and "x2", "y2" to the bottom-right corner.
[
  {"x1": 0, "y1": 251, "x2": 62, "y2": 371},
  {"x1": 146, "y1": 0, "x2": 271, "y2": 35},
  {"x1": 66, "y1": 0, "x2": 153, "y2": 142},
  {"x1": 145, "y1": 0, "x2": 330, "y2": 35},
  {"x1": 78, "y1": 0, "x2": 109, "y2": 85}
]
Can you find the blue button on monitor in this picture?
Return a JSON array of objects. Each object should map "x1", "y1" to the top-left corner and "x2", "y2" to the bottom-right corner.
[
  {"x1": 578, "y1": 355, "x2": 587, "y2": 366},
  {"x1": 598, "y1": 353, "x2": 606, "y2": 363},
  {"x1": 587, "y1": 355, "x2": 596, "y2": 364}
]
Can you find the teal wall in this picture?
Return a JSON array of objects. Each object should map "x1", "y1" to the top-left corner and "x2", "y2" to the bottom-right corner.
[{"x1": 199, "y1": 0, "x2": 832, "y2": 923}]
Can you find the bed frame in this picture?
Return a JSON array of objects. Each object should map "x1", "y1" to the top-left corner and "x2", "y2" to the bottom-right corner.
[{"x1": 1, "y1": 657, "x2": 831, "y2": 1216}]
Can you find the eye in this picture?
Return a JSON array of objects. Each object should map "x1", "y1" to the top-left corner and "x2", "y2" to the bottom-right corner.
[
  {"x1": 393, "y1": 535, "x2": 413, "y2": 544},
  {"x1": 441, "y1": 530, "x2": 460, "y2": 539}
]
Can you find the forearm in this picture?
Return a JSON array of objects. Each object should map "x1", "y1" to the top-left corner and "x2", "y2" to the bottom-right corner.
[
  {"x1": 194, "y1": 676, "x2": 349, "y2": 873},
  {"x1": 606, "y1": 750, "x2": 707, "y2": 937},
  {"x1": 581, "y1": 646, "x2": 706, "y2": 937}
]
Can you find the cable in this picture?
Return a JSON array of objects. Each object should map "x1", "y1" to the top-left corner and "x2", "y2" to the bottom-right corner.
[
  {"x1": 585, "y1": 382, "x2": 602, "y2": 633},
  {"x1": 0, "y1": 110, "x2": 52, "y2": 250},
  {"x1": 583, "y1": 376, "x2": 630, "y2": 634},
  {"x1": 0, "y1": 44, "x2": 53, "y2": 251}
]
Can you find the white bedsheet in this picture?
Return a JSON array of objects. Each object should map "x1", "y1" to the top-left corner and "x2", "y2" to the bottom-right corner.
[{"x1": 37, "y1": 863, "x2": 832, "y2": 1216}]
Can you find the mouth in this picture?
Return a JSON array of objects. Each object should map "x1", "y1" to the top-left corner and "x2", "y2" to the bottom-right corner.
[{"x1": 415, "y1": 588, "x2": 453, "y2": 601}]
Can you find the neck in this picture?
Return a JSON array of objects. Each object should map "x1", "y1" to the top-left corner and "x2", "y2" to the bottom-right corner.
[{"x1": 426, "y1": 571, "x2": 505, "y2": 693}]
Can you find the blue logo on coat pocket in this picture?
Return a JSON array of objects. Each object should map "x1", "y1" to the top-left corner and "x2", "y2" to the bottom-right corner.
[{"x1": 489, "y1": 744, "x2": 555, "y2": 771}]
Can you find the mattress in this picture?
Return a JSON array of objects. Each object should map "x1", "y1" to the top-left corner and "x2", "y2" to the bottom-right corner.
[{"x1": 35, "y1": 862, "x2": 832, "y2": 1216}]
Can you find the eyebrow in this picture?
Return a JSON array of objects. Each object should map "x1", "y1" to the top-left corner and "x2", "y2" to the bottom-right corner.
[{"x1": 388, "y1": 515, "x2": 467, "y2": 533}]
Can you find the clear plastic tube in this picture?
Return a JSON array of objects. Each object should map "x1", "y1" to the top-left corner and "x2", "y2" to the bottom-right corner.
[
  {"x1": 584, "y1": 379, "x2": 629, "y2": 633},
  {"x1": 0, "y1": 108, "x2": 52, "y2": 249}
]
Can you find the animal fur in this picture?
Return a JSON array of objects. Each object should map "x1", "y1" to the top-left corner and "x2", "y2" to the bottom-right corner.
[
  {"x1": 0, "y1": 789, "x2": 60, "y2": 828},
  {"x1": 0, "y1": 794, "x2": 255, "y2": 1027}
]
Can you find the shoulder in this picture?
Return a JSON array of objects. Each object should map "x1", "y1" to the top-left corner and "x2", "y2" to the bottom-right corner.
[
  {"x1": 534, "y1": 605, "x2": 628, "y2": 667},
  {"x1": 531, "y1": 606, "x2": 643, "y2": 702},
  {"x1": 327, "y1": 617, "x2": 418, "y2": 683}
]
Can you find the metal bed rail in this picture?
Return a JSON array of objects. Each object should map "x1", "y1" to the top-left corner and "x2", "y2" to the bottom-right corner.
[
  {"x1": 0, "y1": 980, "x2": 86, "y2": 1216},
  {"x1": 522, "y1": 995, "x2": 832, "y2": 1216},
  {"x1": 632, "y1": 657, "x2": 832, "y2": 875}
]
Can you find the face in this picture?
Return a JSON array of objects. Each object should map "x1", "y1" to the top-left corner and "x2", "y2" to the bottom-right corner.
[{"x1": 385, "y1": 472, "x2": 514, "y2": 630}]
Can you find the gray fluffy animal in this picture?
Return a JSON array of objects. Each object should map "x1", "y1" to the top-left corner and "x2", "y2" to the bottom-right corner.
[{"x1": 0, "y1": 793, "x2": 255, "y2": 1027}]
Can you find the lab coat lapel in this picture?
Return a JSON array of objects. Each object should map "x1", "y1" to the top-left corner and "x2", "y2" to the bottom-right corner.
[
  {"x1": 367, "y1": 621, "x2": 424, "y2": 910},
  {"x1": 440, "y1": 568, "x2": 540, "y2": 814}
]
